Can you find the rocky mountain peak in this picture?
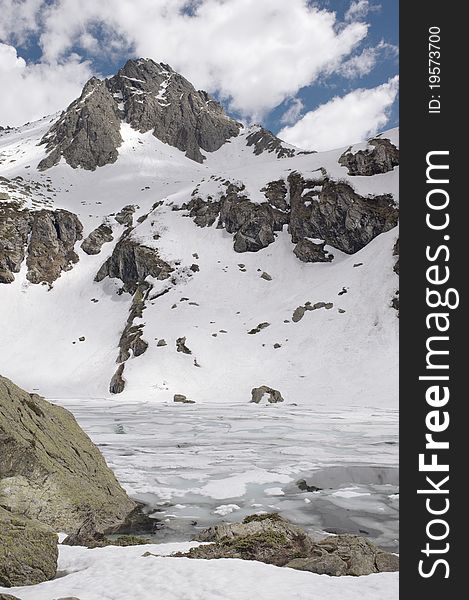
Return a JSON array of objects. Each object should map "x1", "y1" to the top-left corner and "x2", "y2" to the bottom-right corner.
[{"x1": 38, "y1": 57, "x2": 242, "y2": 170}]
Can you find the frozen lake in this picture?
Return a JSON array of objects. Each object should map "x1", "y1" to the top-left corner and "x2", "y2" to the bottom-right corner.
[{"x1": 60, "y1": 400, "x2": 399, "y2": 552}]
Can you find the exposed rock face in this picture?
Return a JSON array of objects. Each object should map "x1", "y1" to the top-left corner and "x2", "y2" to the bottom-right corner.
[
  {"x1": 293, "y1": 239, "x2": 333, "y2": 263},
  {"x1": 286, "y1": 534, "x2": 399, "y2": 576},
  {"x1": 38, "y1": 77, "x2": 123, "y2": 171},
  {"x1": 176, "y1": 337, "x2": 192, "y2": 354},
  {"x1": 0, "y1": 203, "x2": 83, "y2": 285},
  {"x1": 339, "y1": 137, "x2": 399, "y2": 176},
  {"x1": 0, "y1": 375, "x2": 136, "y2": 533},
  {"x1": 251, "y1": 386, "x2": 284, "y2": 404},
  {"x1": 393, "y1": 237, "x2": 399, "y2": 275},
  {"x1": 183, "y1": 196, "x2": 221, "y2": 227},
  {"x1": 179, "y1": 514, "x2": 398, "y2": 575},
  {"x1": 0, "y1": 506, "x2": 58, "y2": 587},
  {"x1": 108, "y1": 59, "x2": 241, "y2": 164},
  {"x1": 261, "y1": 179, "x2": 289, "y2": 211},
  {"x1": 116, "y1": 286, "x2": 149, "y2": 363},
  {"x1": 81, "y1": 223, "x2": 114, "y2": 255},
  {"x1": 246, "y1": 127, "x2": 298, "y2": 158},
  {"x1": 0, "y1": 202, "x2": 30, "y2": 283},
  {"x1": 288, "y1": 173, "x2": 398, "y2": 254},
  {"x1": 95, "y1": 238, "x2": 173, "y2": 293},
  {"x1": 114, "y1": 205, "x2": 136, "y2": 227},
  {"x1": 27, "y1": 210, "x2": 83, "y2": 284},
  {"x1": 109, "y1": 364, "x2": 126, "y2": 394},
  {"x1": 218, "y1": 184, "x2": 287, "y2": 253},
  {"x1": 186, "y1": 174, "x2": 397, "y2": 258},
  {"x1": 38, "y1": 59, "x2": 242, "y2": 170}
]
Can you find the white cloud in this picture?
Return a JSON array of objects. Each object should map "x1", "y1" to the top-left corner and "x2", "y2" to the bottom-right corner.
[
  {"x1": 338, "y1": 40, "x2": 398, "y2": 79},
  {"x1": 0, "y1": 0, "x2": 43, "y2": 45},
  {"x1": 278, "y1": 76, "x2": 399, "y2": 151},
  {"x1": 0, "y1": 0, "x2": 369, "y2": 121},
  {"x1": 345, "y1": 0, "x2": 379, "y2": 22},
  {"x1": 280, "y1": 98, "x2": 305, "y2": 125},
  {"x1": 0, "y1": 43, "x2": 92, "y2": 126}
]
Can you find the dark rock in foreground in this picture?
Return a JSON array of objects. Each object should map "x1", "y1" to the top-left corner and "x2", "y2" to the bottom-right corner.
[
  {"x1": 176, "y1": 514, "x2": 399, "y2": 576},
  {"x1": 0, "y1": 375, "x2": 136, "y2": 534},
  {"x1": 0, "y1": 506, "x2": 58, "y2": 587}
]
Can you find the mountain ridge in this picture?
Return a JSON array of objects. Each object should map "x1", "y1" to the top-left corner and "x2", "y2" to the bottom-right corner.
[{"x1": 0, "y1": 59, "x2": 399, "y2": 406}]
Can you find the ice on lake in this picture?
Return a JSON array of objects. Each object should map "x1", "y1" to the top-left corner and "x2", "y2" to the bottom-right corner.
[{"x1": 60, "y1": 400, "x2": 399, "y2": 552}]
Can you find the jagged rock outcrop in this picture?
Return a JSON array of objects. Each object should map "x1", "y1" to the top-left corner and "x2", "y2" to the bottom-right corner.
[
  {"x1": 0, "y1": 506, "x2": 58, "y2": 587},
  {"x1": 95, "y1": 237, "x2": 173, "y2": 293},
  {"x1": 26, "y1": 209, "x2": 83, "y2": 284},
  {"x1": 339, "y1": 137, "x2": 399, "y2": 176},
  {"x1": 81, "y1": 223, "x2": 114, "y2": 255},
  {"x1": 0, "y1": 202, "x2": 30, "y2": 283},
  {"x1": 246, "y1": 126, "x2": 298, "y2": 158},
  {"x1": 0, "y1": 375, "x2": 136, "y2": 533},
  {"x1": 261, "y1": 179, "x2": 289, "y2": 211},
  {"x1": 251, "y1": 386, "x2": 284, "y2": 404},
  {"x1": 38, "y1": 77, "x2": 123, "y2": 171},
  {"x1": 288, "y1": 172, "x2": 398, "y2": 254},
  {"x1": 116, "y1": 286, "x2": 149, "y2": 363},
  {"x1": 179, "y1": 513, "x2": 399, "y2": 575},
  {"x1": 182, "y1": 196, "x2": 221, "y2": 227},
  {"x1": 109, "y1": 364, "x2": 126, "y2": 394},
  {"x1": 108, "y1": 59, "x2": 241, "y2": 164},
  {"x1": 293, "y1": 239, "x2": 333, "y2": 263},
  {"x1": 38, "y1": 59, "x2": 242, "y2": 170},
  {"x1": 114, "y1": 205, "x2": 136, "y2": 227},
  {"x1": 218, "y1": 184, "x2": 288, "y2": 252},
  {"x1": 0, "y1": 203, "x2": 83, "y2": 284}
]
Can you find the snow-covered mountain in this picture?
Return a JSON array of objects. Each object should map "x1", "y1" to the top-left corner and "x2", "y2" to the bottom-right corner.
[{"x1": 0, "y1": 58, "x2": 399, "y2": 406}]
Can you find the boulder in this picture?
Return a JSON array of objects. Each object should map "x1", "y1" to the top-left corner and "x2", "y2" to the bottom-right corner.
[
  {"x1": 183, "y1": 514, "x2": 313, "y2": 566},
  {"x1": 289, "y1": 534, "x2": 399, "y2": 577},
  {"x1": 178, "y1": 514, "x2": 399, "y2": 576},
  {"x1": 0, "y1": 375, "x2": 136, "y2": 534},
  {"x1": 0, "y1": 506, "x2": 58, "y2": 587},
  {"x1": 81, "y1": 223, "x2": 114, "y2": 255},
  {"x1": 293, "y1": 239, "x2": 333, "y2": 263},
  {"x1": 173, "y1": 395, "x2": 195, "y2": 404},
  {"x1": 251, "y1": 386, "x2": 284, "y2": 404},
  {"x1": 114, "y1": 205, "x2": 136, "y2": 227}
]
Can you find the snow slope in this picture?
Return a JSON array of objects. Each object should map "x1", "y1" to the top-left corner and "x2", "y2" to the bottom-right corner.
[
  {"x1": 0, "y1": 120, "x2": 399, "y2": 406},
  {"x1": 0, "y1": 540, "x2": 398, "y2": 600}
]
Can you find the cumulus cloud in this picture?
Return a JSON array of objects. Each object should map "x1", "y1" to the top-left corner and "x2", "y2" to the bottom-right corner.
[
  {"x1": 0, "y1": 0, "x2": 369, "y2": 121},
  {"x1": 278, "y1": 76, "x2": 399, "y2": 151},
  {"x1": 0, "y1": 43, "x2": 92, "y2": 126},
  {"x1": 338, "y1": 40, "x2": 398, "y2": 79}
]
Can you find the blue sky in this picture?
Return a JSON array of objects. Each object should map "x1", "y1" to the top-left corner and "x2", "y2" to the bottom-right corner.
[{"x1": 0, "y1": 0, "x2": 398, "y2": 151}]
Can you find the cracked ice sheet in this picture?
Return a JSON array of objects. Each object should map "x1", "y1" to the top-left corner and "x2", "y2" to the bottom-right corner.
[{"x1": 58, "y1": 400, "x2": 399, "y2": 551}]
